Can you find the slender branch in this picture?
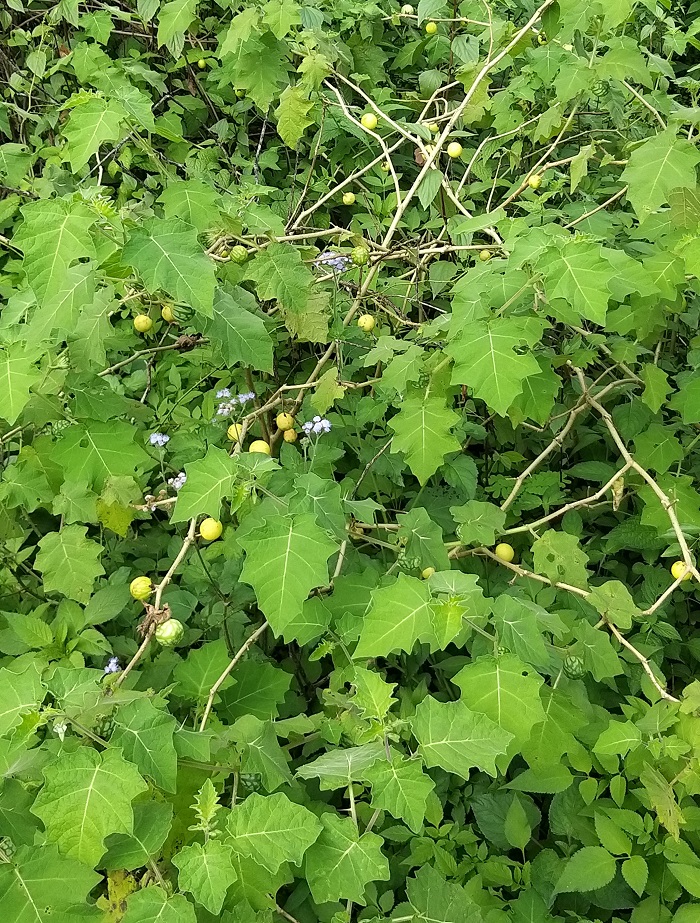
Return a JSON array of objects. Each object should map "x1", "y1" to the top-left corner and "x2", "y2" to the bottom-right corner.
[{"x1": 199, "y1": 621, "x2": 269, "y2": 732}]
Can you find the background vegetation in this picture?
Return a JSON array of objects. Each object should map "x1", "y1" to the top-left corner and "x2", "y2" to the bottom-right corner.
[{"x1": 2, "y1": 0, "x2": 700, "y2": 921}]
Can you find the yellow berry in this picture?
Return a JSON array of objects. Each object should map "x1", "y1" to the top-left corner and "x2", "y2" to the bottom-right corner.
[
  {"x1": 479, "y1": 249, "x2": 492, "y2": 262},
  {"x1": 133, "y1": 314, "x2": 152, "y2": 333},
  {"x1": 357, "y1": 314, "x2": 375, "y2": 333},
  {"x1": 161, "y1": 305, "x2": 176, "y2": 323},
  {"x1": 276, "y1": 412, "x2": 295, "y2": 431},
  {"x1": 428, "y1": 123, "x2": 439, "y2": 133},
  {"x1": 227, "y1": 423, "x2": 243, "y2": 441},
  {"x1": 360, "y1": 113, "x2": 378, "y2": 130},
  {"x1": 235, "y1": 88, "x2": 245, "y2": 98},
  {"x1": 401, "y1": 4, "x2": 414, "y2": 13},
  {"x1": 199, "y1": 518, "x2": 223, "y2": 541},
  {"x1": 342, "y1": 191, "x2": 356, "y2": 205},
  {"x1": 494, "y1": 543, "x2": 515, "y2": 563},
  {"x1": 421, "y1": 566, "x2": 436, "y2": 579},
  {"x1": 197, "y1": 58, "x2": 206, "y2": 69},
  {"x1": 671, "y1": 560, "x2": 692, "y2": 582},
  {"x1": 283, "y1": 428, "x2": 298, "y2": 443},
  {"x1": 528, "y1": 173, "x2": 542, "y2": 190},
  {"x1": 380, "y1": 161, "x2": 390, "y2": 172},
  {"x1": 220, "y1": 248, "x2": 229, "y2": 258},
  {"x1": 447, "y1": 141, "x2": 463, "y2": 159},
  {"x1": 249, "y1": 440, "x2": 271, "y2": 455},
  {"x1": 425, "y1": 21, "x2": 438, "y2": 34},
  {"x1": 130, "y1": 576, "x2": 152, "y2": 600}
]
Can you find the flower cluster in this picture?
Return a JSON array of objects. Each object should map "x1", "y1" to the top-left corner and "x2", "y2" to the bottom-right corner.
[
  {"x1": 216, "y1": 391, "x2": 256, "y2": 416},
  {"x1": 149, "y1": 432, "x2": 170, "y2": 447},
  {"x1": 103, "y1": 656, "x2": 121, "y2": 674},
  {"x1": 303, "y1": 416, "x2": 332, "y2": 436},
  {"x1": 314, "y1": 251, "x2": 351, "y2": 273},
  {"x1": 168, "y1": 471, "x2": 187, "y2": 490}
]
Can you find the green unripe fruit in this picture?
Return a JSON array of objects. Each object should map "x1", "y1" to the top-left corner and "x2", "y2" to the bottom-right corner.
[
  {"x1": 342, "y1": 191, "x2": 356, "y2": 205},
  {"x1": 155, "y1": 619, "x2": 184, "y2": 646},
  {"x1": 563, "y1": 654, "x2": 586, "y2": 680},
  {"x1": 421, "y1": 567, "x2": 435, "y2": 579},
  {"x1": 479, "y1": 249, "x2": 492, "y2": 262},
  {"x1": 229, "y1": 245, "x2": 248, "y2": 264},
  {"x1": 351, "y1": 247, "x2": 370, "y2": 266},
  {"x1": 197, "y1": 58, "x2": 206, "y2": 69},
  {"x1": 361, "y1": 113, "x2": 378, "y2": 131}
]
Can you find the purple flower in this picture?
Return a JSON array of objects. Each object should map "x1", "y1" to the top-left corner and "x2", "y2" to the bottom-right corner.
[
  {"x1": 104, "y1": 656, "x2": 121, "y2": 674},
  {"x1": 149, "y1": 432, "x2": 170, "y2": 447},
  {"x1": 168, "y1": 472, "x2": 187, "y2": 491},
  {"x1": 303, "y1": 415, "x2": 332, "y2": 436},
  {"x1": 314, "y1": 251, "x2": 351, "y2": 273},
  {"x1": 216, "y1": 387, "x2": 231, "y2": 399},
  {"x1": 237, "y1": 391, "x2": 256, "y2": 405}
]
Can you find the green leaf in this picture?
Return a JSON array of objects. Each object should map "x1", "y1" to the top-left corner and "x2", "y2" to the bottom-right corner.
[
  {"x1": 0, "y1": 662, "x2": 44, "y2": 737},
  {"x1": 587, "y1": 580, "x2": 641, "y2": 630},
  {"x1": 173, "y1": 639, "x2": 235, "y2": 702},
  {"x1": 595, "y1": 812, "x2": 632, "y2": 855},
  {"x1": 275, "y1": 85, "x2": 313, "y2": 148},
  {"x1": 622, "y1": 856, "x2": 648, "y2": 897},
  {"x1": 245, "y1": 243, "x2": 313, "y2": 331},
  {"x1": 555, "y1": 846, "x2": 617, "y2": 893},
  {"x1": 448, "y1": 317, "x2": 543, "y2": 416},
  {"x1": 641, "y1": 363, "x2": 670, "y2": 413},
  {"x1": 122, "y1": 887, "x2": 197, "y2": 923},
  {"x1": 296, "y1": 743, "x2": 384, "y2": 790},
  {"x1": 0, "y1": 844, "x2": 101, "y2": 923},
  {"x1": 110, "y1": 698, "x2": 178, "y2": 792},
  {"x1": 157, "y1": 0, "x2": 198, "y2": 56},
  {"x1": 389, "y1": 392, "x2": 461, "y2": 484},
  {"x1": 504, "y1": 794, "x2": 531, "y2": 851},
  {"x1": 172, "y1": 446, "x2": 242, "y2": 522},
  {"x1": 451, "y1": 500, "x2": 506, "y2": 546},
  {"x1": 173, "y1": 841, "x2": 237, "y2": 914},
  {"x1": 453, "y1": 654, "x2": 546, "y2": 747},
  {"x1": 413, "y1": 695, "x2": 514, "y2": 779},
  {"x1": 304, "y1": 813, "x2": 390, "y2": 905},
  {"x1": 532, "y1": 529, "x2": 589, "y2": 588},
  {"x1": 62, "y1": 98, "x2": 126, "y2": 172},
  {"x1": 230, "y1": 715, "x2": 292, "y2": 791},
  {"x1": 539, "y1": 239, "x2": 615, "y2": 325},
  {"x1": 122, "y1": 217, "x2": 216, "y2": 317},
  {"x1": 54, "y1": 422, "x2": 152, "y2": 491},
  {"x1": 0, "y1": 344, "x2": 42, "y2": 425},
  {"x1": 220, "y1": 660, "x2": 291, "y2": 720},
  {"x1": 622, "y1": 129, "x2": 700, "y2": 218},
  {"x1": 32, "y1": 747, "x2": 147, "y2": 865},
  {"x1": 492, "y1": 596, "x2": 549, "y2": 669},
  {"x1": 239, "y1": 512, "x2": 339, "y2": 635},
  {"x1": 351, "y1": 666, "x2": 397, "y2": 721},
  {"x1": 634, "y1": 423, "x2": 685, "y2": 474},
  {"x1": 14, "y1": 198, "x2": 97, "y2": 304},
  {"x1": 158, "y1": 180, "x2": 220, "y2": 232},
  {"x1": 102, "y1": 801, "x2": 174, "y2": 871},
  {"x1": 205, "y1": 289, "x2": 274, "y2": 373},
  {"x1": 225, "y1": 791, "x2": 323, "y2": 873},
  {"x1": 354, "y1": 573, "x2": 432, "y2": 659},
  {"x1": 35, "y1": 525, "x2": 105, "y2": 604},
  {"x1": 365, "y1": 752, "x2": 435, "y2": 832}
]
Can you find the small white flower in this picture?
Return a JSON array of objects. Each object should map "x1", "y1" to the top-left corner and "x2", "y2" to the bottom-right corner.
[
  {"x1": 104, "y1": 656, "x2": 121, "y2": 674},
  {"x1": 149, "y1": 432, "x2": 170, "y2": 447},
  {"x1": 54, "y1": 721, "x2": 68, "y2": 741},
  {"x1": 216, "y1": 388, "x2": 231, "y2": 399}
]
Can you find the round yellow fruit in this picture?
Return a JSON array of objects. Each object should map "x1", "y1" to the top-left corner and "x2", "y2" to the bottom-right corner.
[
  {"x1": 130, "y1": 576, "x2": 152, "y2": 600},
  {"x1": 199, "y1": 518, "x2": 223, "y2": 541},
  {"x1": 357, "y1": 314, "x2": 375, "y2": 333},
  {"x1": 425, "y1": 21, "x2": 438, "y2": 34},
  {"x1": 161, "y1": 305, "x2": 176, "y2": 323},
  {"x1": 528, "y1": 173, "x2": 542, "y2": 190},
  {"x1": 447, "y1": 141, "x2": 463, "y2": 159},
  {"x1": 249, "y1": 440, "x2": 271, "y2": 455},
  {"x1": 276, "y1": 412, "x2": 295, "y2": 431},
  {"x1": 342, "y1": 191, "x2": 356, "y2": 205},
  {"x1": 428, "y1": 123, "x2": 439, "y2": 133},
  {"x1": 671, "y1": 560, "x2": 692, "y2": 582},
  {"x1": 133, "y1": 314, "x2": 152, "y2": 333},
  {"x1": 235, "y1": 88, "x2": 245, "y2": 98},
  {"x1": 479, "y1": 249, "x2": 492, "y2": 261},
  {"x1": 283, "y1": 428, "x2": 298, "y2": 443},
  {"x1": 401, "y1": 4, "x2": 414, "y2": 13},
  {"x1": 494, "y1": 543, "x2": 515, "y2": 563},
  {"x1": 197, "y1": 58, "x2": 206, "y2": 69},
  {"x1": 220, "y1": 248, "x2": 229, "y2": 258},
  {"x1": 227, "y1": 423, "x2": 243, "y2": 441},
  {"x1": 380, "y1": 161, "x2": 391, "y2": 172},
  {"x1": 421, "y1": 566, "x2": 436, "y2": 579},
  {"x1": 360, "y1": 113, "x2": 378, "y2": 131}
]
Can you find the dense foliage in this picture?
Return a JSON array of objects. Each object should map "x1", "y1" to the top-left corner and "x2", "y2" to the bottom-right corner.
[{"x1": 2, "y1": 0, "x2": 700, "y2": 921}]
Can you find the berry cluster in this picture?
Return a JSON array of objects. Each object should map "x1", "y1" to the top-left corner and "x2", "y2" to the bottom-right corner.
[{"x1": 314, "y1": 251, "x2": 351, "y2": 273}]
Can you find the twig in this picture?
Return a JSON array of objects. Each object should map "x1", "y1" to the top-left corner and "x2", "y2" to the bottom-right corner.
[
  {"x1": 605, "y1": 619, "x2": 679, "y2": 703},
  {"x1": 199, "y1": 621, "x2": 269, "y2": 732},
  {"x1": 116, "y1": 518, "x2": 198, "y2": 685}
]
